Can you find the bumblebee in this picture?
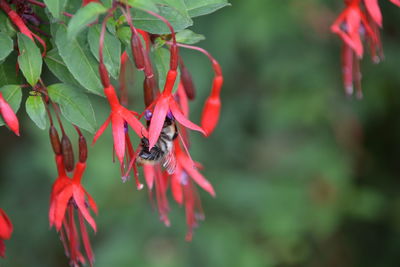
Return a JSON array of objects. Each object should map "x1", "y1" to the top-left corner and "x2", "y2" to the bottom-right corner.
[{"x1": 137, "y1": 117, "x2": 178, "y2": 173}]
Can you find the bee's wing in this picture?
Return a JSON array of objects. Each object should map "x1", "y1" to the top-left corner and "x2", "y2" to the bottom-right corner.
[{"x1": 162, "y1": 149, "x2": 176, "y2": 174}]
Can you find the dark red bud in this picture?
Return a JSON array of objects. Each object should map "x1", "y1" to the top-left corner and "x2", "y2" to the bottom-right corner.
[
  {"x1": 170, "y1": 44, "x2": 178, "y2": 71},
  {"x1": 49, "y1": 125, "x2": 61, "y2": 155},
  {"x1": 179, "y1": 62, "x2": 196, "y2": 100},
  {"x1": 131, "y1": 34, "x2": 145, "y2": 70},
  {"x1": 99, "y1": 63, "x2": 110, "y2": 88},
  {"x1": 78, "y1": 135, "x2": 88, "y2": 163},
  {"x1": 143, "y1": 76, "x2": 156, "y2": 107},
  {"x1": 61, "y1": 135, "x2": 75, "y2": 172}
]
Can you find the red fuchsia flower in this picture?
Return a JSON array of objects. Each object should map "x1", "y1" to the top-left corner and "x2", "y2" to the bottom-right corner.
[
  {"x1": 364, "y1": 0, "x2": 400, "y2": 27},
  {"x1": 92, "y1": 84, "x2": 147, "y2": 167},
  {"x1": 169, "y1": 141, "x2": 215, "y2": 240},
  {"x1": 0, "y1": 0, "x2": 46, "y2": 53},
  {"x1": 0, "y1": 92, "x2": 20, "y2": 136},
  {"x1": 331, "y1": 0, "x2": 369, "y2": 58},
  {"x1": 93, "y1": 16, "x2": 148, "y2": 179},
  {"x1": 132, "y1": 10, "x2": 205, "y2": 149},
  {"x1": 49, "y1": 154, "x2": 97, "y2": 266},
  {"x1": 331, "y1": 0, "x2": 400, "y2": 96},
  {"x1": 171, "y1": 43, "x2": 224, "y2": 137},
  {"x1": 0, "y1": 209, "x2": 13, "y2": 258},
  {"x1": 147, "y1": 73, "x2": 205, "y2": 149}
]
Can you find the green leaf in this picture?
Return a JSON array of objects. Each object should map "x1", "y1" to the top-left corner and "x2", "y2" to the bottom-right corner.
[
  {"x1": 101, "y1": 0, "x2": 113, "y2": 8},
  {"x1": 0, "y1": 13, "x2": 16, "y2": 37},
  {"x1": 26, "y1": 94, "x2": 47, "y2": 129},
  {"x1": 175, "y1": 29, "x2": 205, "y2": 44},
  {"x1": 44, "y1": 0, "x2": 67, "y2": 19},
  {"x1": 47, "y1": 83, "x2": 97, "y2": 133},
  {"x1": 0, "y1": 53, "x2": 22, "y2": 87},
  {"x1": 0, "y1": 32, "x2": 13, "y2": 61},
  {"x1": 184, "y1": 0, "x2": 230, "y2": 17},
  {"x1": 88, "y1": 24, "x2": 121, "y2": 79},
  {"x1": 67, "y1": 2, "x2": 107, "y2": 40},
  {"x1": 44, "y1": 49, "x2": 82, "y2": 87},
  {"x1": 0, "y1": 85, "x2": 22, "y2": 126},
  {"x1": 133, "y1": 0, "x2": 193, "y2": 34},
  {"x1": 122, "y1": 0, "x2": 158, "y2": 12},
  {"x1": 153, "y1": 47, "x2": 180, "y2": 93},
  {"x1": 56, "y1": 26, "x2": 103, "y2": 95},
  {"x1": 17, "y1": 34, "x2": 42, "y2": 86}
]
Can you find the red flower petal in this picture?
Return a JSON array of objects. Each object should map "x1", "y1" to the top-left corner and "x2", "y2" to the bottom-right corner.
[
  {"x1": 148, "y1": 96, "x2": 169, "y2": 149},
  {"x1": 78, "y1": 212, "x2": 94, "y2": 266},
  {"x1": 364, "y1": 0, "x2": 382, "y2": 26},
  {"x1": 0, "y1": 93, "x2": 20, "y2": 136},
  {"x1": 177, "y1": 83, "x2": 189, "y2": 117},
  {"x1": 346, "y1": 8, "x2": 363, "y2": 57},
  {"x1": 72, "y1": 185, "x2": 97, "y2": 232},
  {"x1": 390, "y1": 0, "x2": 400, "y2": 6},
  {"x1": 92, "y1": 115, "x2": 111, "y2": 145},
  {"x1": 178, "y1": 152, "x2": 215, "y2": 197},
  {"x1": 84, "y1": 188, "x2": 98, "y2": 215},
  {"x1": 121, "y1": 107, "x2": 148, "y2": 137},
  {"x1": 111, "y1": 113, "x2": 125, "y2": 164},
  {"x1": 54, "y1": 186, "x2": 73, "y2": 230},
  {"x1": 169, "y1": 99, "x2": 205, "y2": 135},
  {"x1": 0, "y1": 209, "x2": 13, "y2": 240},
  {"x1": 143, "y1": 164, "x2": 155, "y2": 190},
  {"x1": 171, "y1": 168, "x2": 183, "y2": 205}
]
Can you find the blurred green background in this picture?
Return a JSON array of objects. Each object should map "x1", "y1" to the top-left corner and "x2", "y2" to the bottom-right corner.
[{"x1": 2, "y1": 0, "x2": 400, "y2": 266}]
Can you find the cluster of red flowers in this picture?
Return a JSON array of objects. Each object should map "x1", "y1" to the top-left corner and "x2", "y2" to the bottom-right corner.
[
  {"x1": 331, "y1": 0, "x2": 400, "y2": 97},
  {"x1": 0, "y1": 0, "x2": 223, "y2": 265}
]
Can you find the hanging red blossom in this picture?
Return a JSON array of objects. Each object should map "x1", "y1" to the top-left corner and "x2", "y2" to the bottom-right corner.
[
  {"x1": 0, "y1": 209, "x2": 13, "y2": 258},
  {"x1": 331, "y1": 0, "x2": 400, "y2": 96},
  {"x1": 0, "y1": 92, "x2": 20, "y2": 136}
]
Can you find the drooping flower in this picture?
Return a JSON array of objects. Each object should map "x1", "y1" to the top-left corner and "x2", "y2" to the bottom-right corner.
[
  {"x1": 92, "y1": 84, "x2": 147, "y2": 167},
  {"x1": 0, "y1": 0, "x2": 46, "y2": 53},
  {"x1": 331, "y1": 0, "x2": 400, "y2": 96},
  {"x1": 94, "y1": 17, "x2": 148, "y2": 174},
  {"x1": 49, "y1": 154, "x2": 97, "y2": 266},
  {"x1": 0, "y1": 92, "x2": 20, "y2": 136},
  {"x1": 147, "y1": 70, "x2": 205, "y2": 149},
  {"x1": 0, "y1": 209, "x2": 13, "y2": 258},
  {"x1": 364, "y1": 0, "x2": 400, "y2": 26}
]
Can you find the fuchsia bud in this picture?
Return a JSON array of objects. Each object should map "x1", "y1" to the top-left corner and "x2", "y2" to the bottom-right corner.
[
  {"x1": 49, "y1": 125, "x2": 62, "y2": 155},
  {"x1": 179, "y1": 60, "x2": 196, "y2": 100},
  {"x1": 79, "y1": 135, "x2": 88, "y2": 163},
  {"x1": 0, "y1": 92, "x2": 20, "y2": 136},
  {"x1": 131, "y1": 33, "x2": 145, "y2": 70},
  {"x1": 200, "y1": 58, "x2": 223, "y2": 136},
  {"x1": 61, "y1": 135, "x2": 75, "y2": 172}
]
